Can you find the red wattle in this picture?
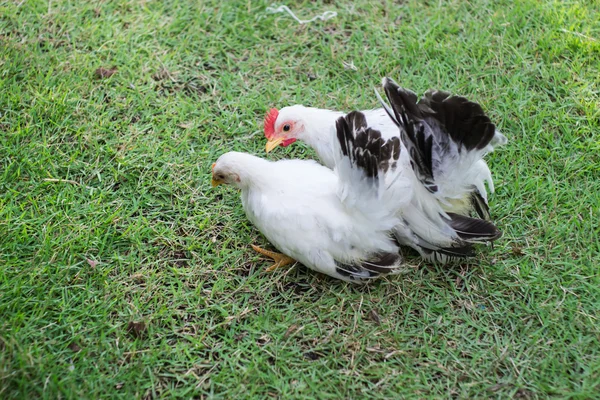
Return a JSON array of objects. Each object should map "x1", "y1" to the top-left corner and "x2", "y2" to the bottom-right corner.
[{"x1": 282, "y1": 138, "x2": 297, "y2": 147}]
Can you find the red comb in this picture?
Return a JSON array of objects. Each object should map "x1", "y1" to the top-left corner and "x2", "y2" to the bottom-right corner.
[{"x1": 264, "y1": 108, "x2": 279, "y2": 139}]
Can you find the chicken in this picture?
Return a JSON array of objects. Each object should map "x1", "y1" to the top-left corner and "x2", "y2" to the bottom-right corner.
[
  {"x1": 263, "y1": 78, "x2": 506, "y2": 263},
  {"x1": 211, "y1": 112, "x2": 411, "y2": 282},
  {"x1": 264, "y1": 82, "x2": 506, "y2": 220}
]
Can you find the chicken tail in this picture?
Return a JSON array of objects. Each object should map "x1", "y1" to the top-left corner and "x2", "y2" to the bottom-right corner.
[{"x1": 379, "y1": 77, "x2": 506, "y2": 216}]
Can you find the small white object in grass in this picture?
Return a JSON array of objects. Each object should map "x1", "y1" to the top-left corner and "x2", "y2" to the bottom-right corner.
[
  {"x1": 266, "y1": 3, "x2": 337, "y2": 25},
  {"x1": 342, "y1": 61, "x2": 358, "y2": 71}
]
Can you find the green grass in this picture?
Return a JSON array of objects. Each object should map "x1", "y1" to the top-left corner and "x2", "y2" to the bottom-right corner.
[{"x1": 1, "y1": 0, "x2": 599, "y2": 398}]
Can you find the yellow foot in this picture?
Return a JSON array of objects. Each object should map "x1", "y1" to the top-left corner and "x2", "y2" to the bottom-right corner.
[{"x1": 251, "y1": 245, "x2": 296, "y2": 272}]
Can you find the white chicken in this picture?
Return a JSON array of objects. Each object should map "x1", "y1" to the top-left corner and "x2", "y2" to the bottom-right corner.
[
  {"x1": 213, "y1": 112, "x2": 412, "y2": 282},
  {"x1": 263, "y1": 77, "x2": 506, "y2": 263}
]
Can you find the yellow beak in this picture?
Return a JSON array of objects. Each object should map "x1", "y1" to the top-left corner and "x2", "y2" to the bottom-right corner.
[
  {"x1": 265, "y1": 137, "x2": 284, "y2": 153},
  {"x1": 211, "y1": 163, "x2": 221, "y2": 187}
]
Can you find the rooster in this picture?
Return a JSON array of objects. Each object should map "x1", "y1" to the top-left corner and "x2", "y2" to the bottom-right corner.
[{"x1": 263, "y1": 78, "x2": 506, "y2": 262}]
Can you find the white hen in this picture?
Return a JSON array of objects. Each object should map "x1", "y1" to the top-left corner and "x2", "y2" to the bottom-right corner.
[
  {"x1": 263, "y1": 78, "x2": 506, "y2": 262},
  {"x1": 212, "y1": 112, "x2": 412, "y2": 282}
]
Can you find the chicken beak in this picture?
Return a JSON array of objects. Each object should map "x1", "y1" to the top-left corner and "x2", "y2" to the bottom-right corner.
[
  {"x1": 210, "y1": 163, "x2": 219, "y2": 187},
  {"x1": 265, "y1": 137, "x2": 284, "y2": 153},
  {"x1": 211, "y1": 163, "x2": 223, "y2": 187}
]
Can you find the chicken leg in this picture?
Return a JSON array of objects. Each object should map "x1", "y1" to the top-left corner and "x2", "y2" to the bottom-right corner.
[{"x1": 251, "y1": 245, "x2": 295, "y2": 272}]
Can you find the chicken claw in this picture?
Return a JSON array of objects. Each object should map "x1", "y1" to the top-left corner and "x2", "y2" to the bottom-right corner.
[{"x1": 251, "y1": 245, "x2": 295, "y2": 272}]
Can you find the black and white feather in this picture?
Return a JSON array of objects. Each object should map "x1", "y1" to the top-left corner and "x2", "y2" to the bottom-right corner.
[
  {"x1": 377, "y1": 77, "x2": 507, "y2": 219},
  {"x1": 334, "y1": 111, "x2": 404, "y2": 208}
]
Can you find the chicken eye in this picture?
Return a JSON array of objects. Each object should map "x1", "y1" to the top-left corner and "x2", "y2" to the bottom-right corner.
[
  {"x1": 283, "y1": 124, "x2": 291, "y2": 132},
  {"x1": 216, "y1": 174, "x2": 225, "y2": 180}
]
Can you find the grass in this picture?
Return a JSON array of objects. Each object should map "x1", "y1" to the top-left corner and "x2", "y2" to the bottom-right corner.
[{"x1": 1, "y1": 0, "x2": 599, "y2": 397}]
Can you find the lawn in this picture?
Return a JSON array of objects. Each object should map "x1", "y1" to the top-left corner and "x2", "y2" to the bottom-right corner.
[{"x1": 1, "y1": 0, "x2": 599, "y2": 398}]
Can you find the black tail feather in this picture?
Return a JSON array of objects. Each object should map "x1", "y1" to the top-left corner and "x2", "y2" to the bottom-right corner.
[
  {"x1": 470, "y1": 190, "x2": 491, "y2": 220},
  {"x1": 334, "y1": 261, "x2": 379, "y2": 279},
  {"x1": 447, "y1": 213, "x2": 502, "y2": 242},
  {"x1": 419, "y1": 90, "x2": 496, "y2": 151},
  {"x1": 360, "y1": 252, "x2": 403, "y2": 273},
  {"x1": 334, "y1": 251, "x2": 402, "y2": 279},
  {"x1": 382, "y1": 78, "x2": 437, "y2": 193},
  {"x1": 374, "y1": 85, "x2": 400, "y2": 127},
  {"x1": 413, "y1": 234, "x2": 476, "y2": 258},
  {"x1": 418, "y1": 247, "x2": 474, "y2": 264}
]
